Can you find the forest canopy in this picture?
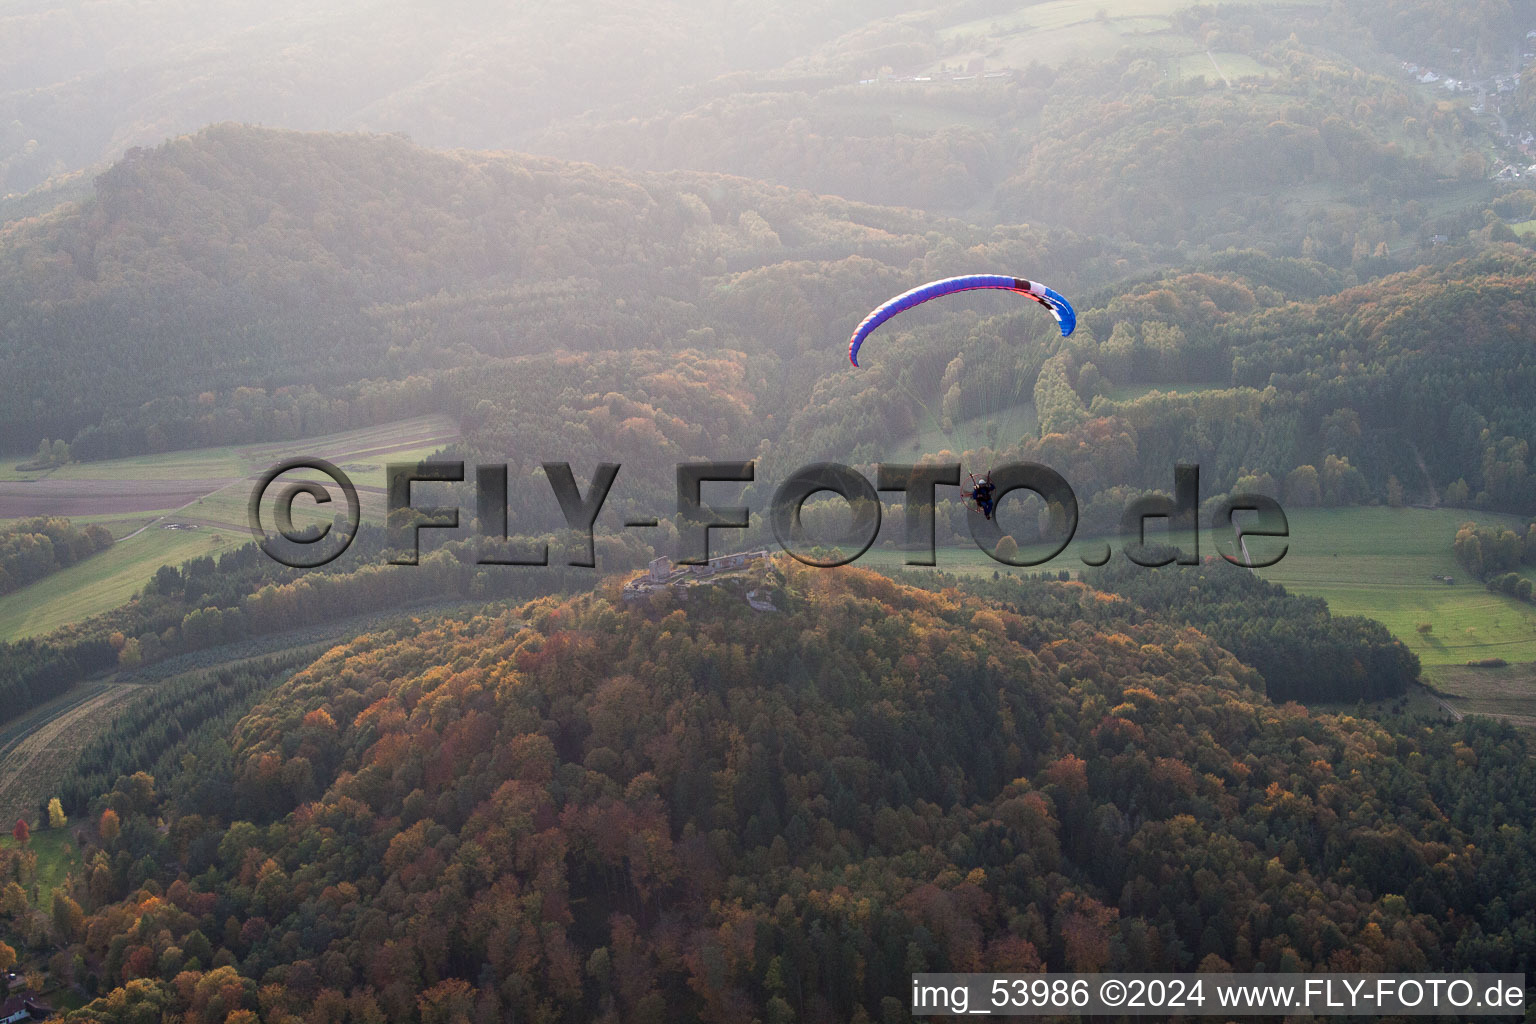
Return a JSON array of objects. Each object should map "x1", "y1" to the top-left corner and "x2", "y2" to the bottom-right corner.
[{"x1": 16, "y1": 566, "x2": 1529, "y2": 1023}]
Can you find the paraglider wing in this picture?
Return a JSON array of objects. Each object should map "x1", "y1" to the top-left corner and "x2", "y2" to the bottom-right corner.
[{"x1": 847, "y1": 274, "x2": 1076, "y2": 366}]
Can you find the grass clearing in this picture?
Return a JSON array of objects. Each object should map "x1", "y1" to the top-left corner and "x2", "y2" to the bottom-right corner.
[
  {"x1": 1167, "y1": 51, "x2": 1270, "y2": 82},
  {"x1": 884, "y1": 403, "x2": 1039, "y2": 461},
  {"x1": 41, "y1": 447, "x2": 251, "y2": 482},
  {"x1": 942, "y1": 0, "x2": 1198, "y2": 36},
  {"x1": 0, "y1": 458, "x2": 50, "y2": 482},
  {"x1": 0, "y1": 827, "x2": 83, "y2": 914},
  {"x1": 1421, "y1": 180, "x2": 1497, "y2": 218}
]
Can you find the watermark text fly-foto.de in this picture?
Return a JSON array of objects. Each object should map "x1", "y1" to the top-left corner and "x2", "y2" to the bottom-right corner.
[{"x1": 248, "y1": 458, "x2": 1289, "y2": 571}]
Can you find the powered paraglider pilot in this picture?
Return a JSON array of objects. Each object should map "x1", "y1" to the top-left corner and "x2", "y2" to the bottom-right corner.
[{"x1": 964, "y1": 472, "x2": 997, "y2": 520}]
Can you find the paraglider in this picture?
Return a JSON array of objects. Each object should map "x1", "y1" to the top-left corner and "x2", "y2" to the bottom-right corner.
[
  {"x1": 963, "y1": 471, "x2": 997, "y2": 520},
  {"x1": 847, "y1": 274, "x2": 1076, "y2": 367}
]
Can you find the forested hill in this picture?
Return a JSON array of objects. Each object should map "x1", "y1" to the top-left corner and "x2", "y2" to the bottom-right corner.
[
  {"x1": 757, "y1": 245, "x2": 1536, "y2": 516},
  {"x1": 4, "y1": 0, "x2": 1528, "y2": 241},
  {"x1": 46, "y1": 566, "x2": 1534, "y2": 1022},
  {"x1": 4, "y1": 126, "x2": 1535, "y2": 520},
  {"x1": 0, "y1": 123, "x2": 1123, "y2": 449},
  {"x1": 987, "y1": 247, "x2": 1536, "y2": 516}
]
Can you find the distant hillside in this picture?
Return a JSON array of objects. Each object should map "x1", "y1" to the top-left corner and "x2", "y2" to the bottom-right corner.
[
  {"x1": 537, "y1": 3, "x2": 1516, "y2": 246},
  {"x1": 761, "y1": 249, "x2": 1536, "y2": 517},
  {"x1": 3, "y1": 0, "x2": 1525, "y2": 241},
  {"x1": 0, "y1": 124, "x2": 1123, "y2": 449},
  {"x1": 0, "y1": 0, "x2": 927, "y2": 195},
  {"x1": 4, "y1": 126, "x2": 1533, "y2": 525},
  {"x1": 38, "y1": 566, "x2": 1536, "y2": 1022}
]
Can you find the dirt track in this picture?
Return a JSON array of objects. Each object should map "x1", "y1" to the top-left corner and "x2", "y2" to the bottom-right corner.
[
  {"x1": 0, "y1": 594, "x2": 495, "y2": 826},
  {"x1": 0, "y1": 683, "x2": 143, "y2": 826}
]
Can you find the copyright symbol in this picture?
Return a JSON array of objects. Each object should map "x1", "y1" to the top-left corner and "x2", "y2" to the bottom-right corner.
[
  {"x1": 248, "y1": 458, "x2": 360, "y2": 568},
  {"x1": 1100, "y1": 979, "x2": 1126, "y2": 1007}
]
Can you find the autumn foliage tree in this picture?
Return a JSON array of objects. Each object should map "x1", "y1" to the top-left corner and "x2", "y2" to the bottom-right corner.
[{"x1": 29, "y1": 565, "x2": 1536, "y2": 1022}]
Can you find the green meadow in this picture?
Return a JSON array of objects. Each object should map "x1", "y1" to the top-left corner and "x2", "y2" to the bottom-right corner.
[
  {"x1": 0, "y1": 827, "x2": 80, "y2": 915},
  {"x1": 0, "y1": 528, "x2": 232, "y2": 641},
  {"x1": 1257, "y1": 507, "x2": 1536, "y2": 669},
  {"x1": 1166, "y1": 51, "x2": 1270, "y2": 83},
  {"x1": 859, "y1": 505, "x2": 1536, "y2": 675}
]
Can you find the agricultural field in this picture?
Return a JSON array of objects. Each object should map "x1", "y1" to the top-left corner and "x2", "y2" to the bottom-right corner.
[
  {"x1": 0, "y1": 415, "x2": 458, "y2": 641},
  {"x1": 0, "y1": 681, "x2": 140, "y2": 832},
  {"x1": 1426, "y1": 662, "x2": 1536, "y2": 729},
  {"x1": 1, "y1": 414, "x2": 456, "y2": 490}
]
